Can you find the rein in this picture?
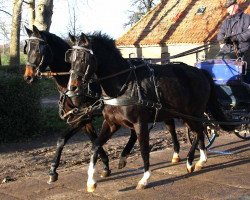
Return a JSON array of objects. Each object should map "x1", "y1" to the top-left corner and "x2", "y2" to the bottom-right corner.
[{"x1": 38, "y1": 71, "x2": 70, "y2": 77}]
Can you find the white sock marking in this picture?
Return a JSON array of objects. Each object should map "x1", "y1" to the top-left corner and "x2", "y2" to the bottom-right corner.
[
  {"x1": 173, "y1": 152, "x2": 179, "y2": 159},
  {"x1": 138, "y1": 170, "x2": 151, "y2": 186},
  {"x1": 87, "y1": 157, "x2": 96, "y2": 186},
  {"x1": 199, "y1": 149, "x2": 207, "y2": 163}
]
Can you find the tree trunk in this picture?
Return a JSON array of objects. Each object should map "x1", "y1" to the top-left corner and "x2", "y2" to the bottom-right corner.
[
  {"x1": 33, "y1": 0, "x2": 53, "y2": 31},
  {"x1": 27, "y1": 0, "x2": 35, "y2": 29},
  {"x1": 9, "y1": 0, "x2": 23, "y2": 69}
]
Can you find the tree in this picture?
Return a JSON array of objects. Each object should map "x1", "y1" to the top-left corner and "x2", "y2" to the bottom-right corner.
[
  {"x1": 9, "y1": 0, "x2": 53, "y2": 69},
  {"x1": 33, "y1": 0, "x2": 53, "y2": 31},
  {"x1": 26, "y1": 0, "x2": 53, "y2": 31},
  {"x1": 66, "y1": 0, "x2": 88, "y2": 36},
  {"x1": 125, "y1": 0, "x2": 158, "y2": 27},
  {"x1": 9, "y1": 0, "x2": 23, "y2": 69},
  {"x1": 26, "y1": 0, "x2": 35, "y2": 29}
]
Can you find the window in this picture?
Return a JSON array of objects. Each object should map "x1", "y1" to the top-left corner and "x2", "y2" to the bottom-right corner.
[{"x1": 196, "y1": 6, "x2": 206, "y2": 15}]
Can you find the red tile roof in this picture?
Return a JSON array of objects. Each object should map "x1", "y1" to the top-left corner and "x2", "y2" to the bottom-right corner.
[{"x1": 116, "y1": 0, "x2": 250, "y2": 46}]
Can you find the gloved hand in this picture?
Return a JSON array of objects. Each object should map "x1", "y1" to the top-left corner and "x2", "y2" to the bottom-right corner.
[
  {"x1": 223, "y1": 36, "x2": 233, "y2": 44},
  {"x1": 230, "y1": 35, "x2": 238, "y2": 42}
]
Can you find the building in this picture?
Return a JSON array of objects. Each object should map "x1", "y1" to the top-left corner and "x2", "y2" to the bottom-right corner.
[{"x1": 116, "y1": 0, "x2": 250, "y2": 65}]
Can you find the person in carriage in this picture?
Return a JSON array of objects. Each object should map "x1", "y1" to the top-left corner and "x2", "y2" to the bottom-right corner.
[{"x1": 217, "y1": 0, "x2": 250, "y2": 82}]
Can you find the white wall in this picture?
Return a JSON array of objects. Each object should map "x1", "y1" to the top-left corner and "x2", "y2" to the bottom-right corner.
[{"x1": 118, "y1": 44, "x2": 220, "y2": 66}]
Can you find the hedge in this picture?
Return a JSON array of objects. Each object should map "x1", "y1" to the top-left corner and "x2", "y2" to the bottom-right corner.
[{"x1": 0, "y1": 72, "x2": 43, "y2": 143}]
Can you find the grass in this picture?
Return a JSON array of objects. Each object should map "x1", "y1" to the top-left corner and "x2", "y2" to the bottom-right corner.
[
  {"x1": 37, "y1": 78, "x2": 58, "y2": 97},
  {"x1": 40, "y1": 107, "x2": 68, "y2": 133},
  {"x1": 0, "y1": 53, "x2": 27, "y2": 66}
]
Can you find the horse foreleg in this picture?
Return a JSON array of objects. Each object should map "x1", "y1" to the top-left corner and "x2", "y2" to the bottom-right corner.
[
  {"x1": 134, "y1": 122, "x2": 151, "y2": 190},
  {"x1": 48, "y1": 126, "x2": 80, "y2": 184},
  {"x1": 118, "y1": 129, "x2": 137, "y2": 169},
  {"x1": 83, "y1": 123, "x2": 111, "y2": 178},
  {"x1": 87, "y1": 120, "x2": 118, "y2": 193},
  {"x1": 165, "y1": 119, "x2": 180, "y2": 164}
]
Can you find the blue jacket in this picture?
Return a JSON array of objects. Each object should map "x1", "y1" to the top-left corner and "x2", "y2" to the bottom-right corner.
[{"x1": 217, "y1": 11, "x2": 250, "y2": 54}]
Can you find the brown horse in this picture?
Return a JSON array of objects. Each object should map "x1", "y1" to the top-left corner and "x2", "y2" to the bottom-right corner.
[{"x1": 66, "y1": 32, "x2": 234, "y2": 192}]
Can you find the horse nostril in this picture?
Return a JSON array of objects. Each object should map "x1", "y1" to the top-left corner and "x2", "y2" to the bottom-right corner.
[
  {"x1": 24, "y1": 76, "x2": 33, "y2": 83},
  {"x1": 70, "y1": 86, "x2": 77, "y2": 91}
]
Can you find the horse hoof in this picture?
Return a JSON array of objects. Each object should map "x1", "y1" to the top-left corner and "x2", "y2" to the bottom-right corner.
[
  {"x1": 195, "y1": 162, "x2": 204, "y2": 171},
  {"x1": 136, "y1": 184, "x2": 147, "y2": 190},
  {"x1": 187, "y1": 165, "x2": 195, "y2": 173},
  {"x1": 118, "y1": 160, "x2": 127, "y2": 169},
  {"x1": 171, "y1": 157, "x2": 181, "y2": 164},
  {"x1": 87, "y1": 183, "x2": 97, "y2": 193},
  {"x1": 100, "y1": 169, "x2": 111, "y2": 178},
  {"x1": 47, "y1": 173, "x2": 58, "y2": 184}
]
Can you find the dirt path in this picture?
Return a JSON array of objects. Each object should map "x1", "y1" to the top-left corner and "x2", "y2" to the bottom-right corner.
[
  {"x1": 1, "y1": 133, "x2": 250, "y2": 200},
  {"x1": 0, "y1": 123, "x2": 187, "y2": 184}
]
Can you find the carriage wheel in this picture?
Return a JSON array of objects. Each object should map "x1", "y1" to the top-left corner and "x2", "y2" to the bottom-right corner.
[
  {"x1": 186, "y1": 113, "x2": 217, "y2": 149},
  {"x1": 234, "y1": 123, "x2": 250, "y2": 140}
]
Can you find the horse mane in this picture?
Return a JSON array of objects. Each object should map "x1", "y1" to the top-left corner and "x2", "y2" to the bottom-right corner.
[
  {"x1": 40, "y1": 31, "x2": 71, "y2": 51},
  {"x1": 88, "y1": 32, "x2": 124, "y2": 61}
]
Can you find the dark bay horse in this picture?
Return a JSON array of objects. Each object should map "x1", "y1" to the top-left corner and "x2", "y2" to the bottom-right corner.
[
  {"x1": 23, "y1": 25, "x2": 138, "y2": 183},
  {"x1": 66, "y1": 32, "x2": 234, "y2": 192}
]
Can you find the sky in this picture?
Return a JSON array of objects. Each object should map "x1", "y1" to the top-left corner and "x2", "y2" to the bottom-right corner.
[
  {"x1": 0, "y1": 0, "x2": 160, "y2": 44},
  {"x1": 0, "y1": 0, "x2": 133, "y2": 44},
  {"x1": 50, "y1": 0, "x2": 134, "y2": 39}
]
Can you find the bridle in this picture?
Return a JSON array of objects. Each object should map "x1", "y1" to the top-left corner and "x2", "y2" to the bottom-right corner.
[
  {"x1": 66, "y1": 45, "x2": 95, "y2": 92},
  {"x1": 24, "y1": 36, "x2": 71, "y2": 79},
  {"x1": 25, "y1": 36, "x2": 53, "y2": 77}
]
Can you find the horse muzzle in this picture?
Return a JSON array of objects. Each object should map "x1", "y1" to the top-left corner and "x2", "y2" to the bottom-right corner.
[{"x1": 23, "y1": 65, "x2": 35, "y2": 83}]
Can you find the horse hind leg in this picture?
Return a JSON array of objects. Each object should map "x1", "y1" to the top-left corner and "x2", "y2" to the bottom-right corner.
[
  {"x1": 195, "y1": 128, "x2": 207, "y2": 171},
  {"x1": 165, "y1": 119, "x2": 181, "y2": 164},
  {"x1": 186, "y1": 121, "x2": 206, "y2": 173},
  {"x1": 48, "y1": 126, "x2": 81, "y2": 184},
  {"x1": 118, "y1": 129, "x2": 137, "y2": 169}
]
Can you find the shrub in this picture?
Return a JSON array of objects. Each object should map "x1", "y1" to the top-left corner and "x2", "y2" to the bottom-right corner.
[{"x1": 0, "y1": 71, "x2": 43, "y2": 143}]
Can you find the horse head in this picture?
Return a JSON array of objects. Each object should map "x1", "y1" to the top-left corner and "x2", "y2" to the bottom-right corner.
[
  {"x1": 66, "y1": 33, "x2": 97, "y2": 96},
  {"x1": 23, "y1": 25, "x2": 53, "y2": 83}
]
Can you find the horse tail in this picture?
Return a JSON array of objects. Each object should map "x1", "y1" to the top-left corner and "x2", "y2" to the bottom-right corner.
[{"x1": 201, "y1": 69, "x2": 236, "y2": 131}]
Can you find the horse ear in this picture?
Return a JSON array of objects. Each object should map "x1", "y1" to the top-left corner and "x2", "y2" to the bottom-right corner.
[
  {"x1": 68, "y1": 32, "x2": 76, "y2": 44},
  {"x1": 25, "y1": 26, "x2": 33, "y2": 37},
  {"x1": 80, "y1": 33, "x2": 89, "y2": 46},
  {"x1": 32, "y1": 25, "x2": 41, "y2": 37}
]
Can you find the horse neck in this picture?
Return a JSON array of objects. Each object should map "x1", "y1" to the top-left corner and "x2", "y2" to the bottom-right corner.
[
  {"x1": 47, "y1": 41, "x2": 71, "y2": 90},
  {"x1": 96, "y1": 58, "x2": 131, "y2": 97},
  {"x1": 49, "y1": 62, "x2": 70, "y2": 89}
]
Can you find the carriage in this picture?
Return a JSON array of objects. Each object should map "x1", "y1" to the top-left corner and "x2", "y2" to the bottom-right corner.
[{"x1": 187, "y1": 58, "x2": 250, "y2": 148}]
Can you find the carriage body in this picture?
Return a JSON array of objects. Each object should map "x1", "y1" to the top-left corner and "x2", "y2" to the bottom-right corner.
[{"x1": 196, "y1": 59, "x2": 250, "y2": 108}]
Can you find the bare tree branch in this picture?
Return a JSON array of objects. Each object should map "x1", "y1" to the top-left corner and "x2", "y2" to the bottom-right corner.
[
  {"x1": 0, "y1": 9, "x2": 12, "y2": 17},
  {"x1": 125, "y1": 0, "x2": 158, "y2": 27}
]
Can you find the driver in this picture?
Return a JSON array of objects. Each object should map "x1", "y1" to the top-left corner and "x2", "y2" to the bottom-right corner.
[{"x1": 217, "y1": 0, "x2": 250, "y2": 64}]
